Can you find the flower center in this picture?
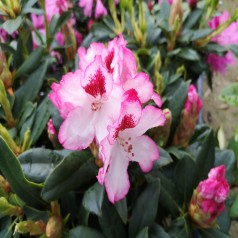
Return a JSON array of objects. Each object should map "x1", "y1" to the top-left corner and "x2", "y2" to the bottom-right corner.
[
  {"x1": 118, "y1": 137, "x2": 135, "y2": 157},
  {"x1": 91, "y1": 101, "x2": 102, "y2": 111}
]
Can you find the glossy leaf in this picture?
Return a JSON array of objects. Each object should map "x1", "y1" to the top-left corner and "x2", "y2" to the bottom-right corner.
[
  {"x1": 184, "y1": 9, "x2": 202, "y2": 29},
  {"x1": 115, "y1": 198, "x2": 128, "y2": 224},
  {"x1": 191, "y1": 29, "x2": 213, "y2": 41},
  {"x1": 13, "y1": 59, "x2": 49, "y2": 117},
  {"x1": 41, "y1": 152, "x2": 97, "y2": 201},
  {"x1": 30, "y1": 97, "x2": 53, "y2": 144},
  {"x1": 14, "y1": 46, "x2": 45, "y2": 79},
  {"x1": 193, "y1": 130, "x2": 215, "y2": 187},
  {"x1": 0, "y1": 137, "x2": 46, "y2": 208},
  {"x1": 2, "y1": 16, "x2": 22, "y2": 35},
  {"x1": 18, "y1": 148, "x2": 63, "y2": 183},
  {"x1": 199, "y1": 228, "x2": 230, "y2": 238},
  {"x1": 149, "y1": 223, "x2": 170, "y2": 238},
  {"x1": 99, "y1": 198, "x2": 126, "y2": 238},
  {"x1": 154, "y1": 147, "x2": 173, "y2": 168},
  {"x1": 178, "y1": 48, "x2": 200, "y2": 61},
  {"x1": 129, "y1": 179, "x2": 160, "y2": 238},
  {"x1": 82, "y1": 182, "x2": 105, "y2": 216},
  {"x1": 68, "y1": 226, "x2": 104, "y2": 238}
]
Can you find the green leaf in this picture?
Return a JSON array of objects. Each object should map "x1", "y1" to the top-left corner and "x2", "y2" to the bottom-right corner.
[
  {"x1": 167, "y1": 81, "x2": 190, "y2": 141},
  {"x1": 193, "y1": 130, "x2": 215, "y2": 187},
  {"x1": 219, "y1": 83, "x2": 238, "y2": 106},
  {"x1": 68, "y1": 226, "x2": 104, "y2": 238},
  {"x1": 217, "y1": 202, "x2": 230, "y2": 233},
  {"x1": 18, "y1": 148, "x2": 63, "y2": 183},
  {"x1": 0, "y1": 217, "x2": 13, "y2": 238},
  {"x1": 0, "y1": 43, "x2": 16, "y2": 54},
  {"x1": 199, "y1": 228, "x2": 230, "y2": 238},
  {"x1": 184, "y1": 9, "x2": 202, "y2": 29},
  {"x1": 149, "y1": 223, "x2": 170, "y2": 238},
  {"x1": 191, "y1": 29, "x2": 213, "y2": 41},
  {"x1": 99, "y1": 198, "x2": 126, "y2": 238},
  {"x1": 215, "y1": 149, "x2": 235, "y2": 186},
  {"x1": 230, "y1": 195, "x2": 238, "y2": 218},
  {"x1": 174, "y1": 156, "x2": 195, "y2": 203},
  {"x1": 13, "y1": 59, "x2": 49, "y2": 117},
  {"x1": 136, "y1": 227, "x2": 149, "y2": 238},
  {"x1": 2, "y1": 16, "x2": 22, "y2": 35},
  {"x1": 114, "y1": 198, "x2": 128, "y2": 224},
  {"x1": 129, "y1": 179, "x2": 160, "y2": 238},
  {"x1": 204, "y1": 43, "x2": 227, "y2": 55},
  {"x1": 23, "y1": 206, "x2": 49, "y2": 222},
  {"x1": 14, "y1": 46, "x2": 45, "y2": 79},
  {"x1": 41, "y1": 152, "x2": 97, "y2": 201},
  {"x1": 30, "y1": 97, "x2": 52, "y2": 144},
  {"x1": 229, "y1": 44, "x2": 238, "y2": 57},
  {"x1": 82, "y1": 182, "x2": 105, "y2": 216},
  {"x1": 154, "y1": 147, "x2": 173, "y2": 168},
  {"x1": 177, "y1": 48, "x2": 200, "y2": 61},
  {"x1": 0, "y1": 137, "x2": 46, "y2": 208}
]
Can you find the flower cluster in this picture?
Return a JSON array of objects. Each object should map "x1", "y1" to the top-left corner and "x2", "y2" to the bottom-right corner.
[
  {"x1": 207, "y1": 11, "x2": 238, "y2": 75},
  {"x1": 49, "y1": 35, "x2": 166, "y2": 203},
  {"x1": 189, "y1": 165, "x2": 229, "y2": 228}
]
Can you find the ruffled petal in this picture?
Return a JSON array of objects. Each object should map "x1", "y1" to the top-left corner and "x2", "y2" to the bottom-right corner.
[
  {"x1": 124, "y1": 105, "x2": 166, "y2": 138},
  {"x1": 104, "y1": 142, "x2": 130, "y2": 203},
  {"x1": 58, "y1": 107, "x2": 95, "y2": 150},
  {"x1": 129, "y1": 135, "x2": 159, "y2": 172}
]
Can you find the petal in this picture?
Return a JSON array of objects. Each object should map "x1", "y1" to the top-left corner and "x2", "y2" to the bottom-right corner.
[
  {"x1": 49, "y1": 71, "x2": 87, "y2": 118},
  {"x1": 58, "y1": 107, "x2": 95, "y2": 150},
  {"x1": 82, "y1": 56, "x2": 113, "y2": 99},
  {"x1": 95, "y1": 0, "x2": 107, "y2": 19},
  {"x1": 123, "y1": 72, "x2": 154, "y2": 103},
  {"x1": 104, "y1": 142, "x2": 130, "y2": 203},
  {"x1": 129, "y1": 135, "x2": 159, "y2": 172},
  {"x1": 151, "y1": 93, "x2": 163, "y2": 107},
  {"x1": 125, "y1": 105, "x2": 166, "y2": 138}
]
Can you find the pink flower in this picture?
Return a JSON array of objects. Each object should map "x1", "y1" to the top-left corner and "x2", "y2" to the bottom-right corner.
[
  {"x1": 95, "y1": 0, "x2": 107, "y2": 19},
  {"x1": 209, "y1": 11, "x2": 238, "y2": 46},
  {"x1": 189, "y1": 165, "x2": 229, "y2": 228},
  {"x1": 97, "y1": 90, "x2": 166, "y2": 203},
  {"x1": 49, "y1": 55, "x2": 123, "y2": 150},
  {"x1": 207, "y1": 51, "x2": 236, "y2": 75}
]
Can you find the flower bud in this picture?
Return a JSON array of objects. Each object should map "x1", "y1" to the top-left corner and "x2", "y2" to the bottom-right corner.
[
  {"x1": 47, "y1": 119, "x2": 61, "y2": 149},
  {"x1": 150, "y1": 109, "x2": 172, "y2": 147},
  {"x1": 187, "y1": 0, "x2": 197, "y2": 9},
  {"x1": 189, "y1": 165, "x2": 229, "y2": 228},
  {"x1": 0, "y1": 197, "x2": 22, "y2": 217},
  {"x1": 46, "y1": 216, "x2": 63, "y2": 238},
  {"x1": 0, "y1": 175, "x2": 11, "y2": 195},
  {"x1": 172, "y1": 85, "x2": 202, "y2": 148},
  {"x1": 15, "y1": 220, "x2": 46, "y2": 236}
]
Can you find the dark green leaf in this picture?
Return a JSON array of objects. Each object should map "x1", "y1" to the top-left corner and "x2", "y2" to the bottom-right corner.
[
  {"x1": 191, "y1": 29, "x2": 213, "y2": 41},
  {"x1": 23, "y1": 206, "x2": 49, "y2": 222},
  {"x1": 0, "y1": 217, "x2": 13, "y2": 238},
  {"x1": 193, "y1": 130, "x2": 215, "y2": 187},
  {"x1": 18, "y1": 148, "x2": 63, "y2": 183},
  {"x1": 167, "y1": 81, "x2": 190, "y2": 141},
  {"x1": 0, "y1": 137, "x2": 46, "y2": 208},
  {"x1": 217, "y1": 202, "x2": 230, "y2": 233},
  {"x1": 13, "y1": 59, "x2": 49, "y2": 117},
  {"x1": 99, "y1": 198, "x2": 126, "y2": 238},
  {"x1": 174, "y1": 156, "x2": 195, "y2": 203},
  {"x1": 215, "y1": 149, "x2": 235, "y2": 186},
  {"x1": 14, "y1": 46, "x2": 45, "y2": 79},
  {"x1": 149, "y1": 223, "x2": 170, "y2": 238},
  {"x1": 178, "y1": 48, "x2": 200, "y2": 61},
  {"x1": 230, "y1": 195, "x2": 238, "y2": 218},
  {"x1": 69, "y1": 226, "x2": 104, "y2": 238},
  {"x1": 30, "y1": 97, "x2": 53, "y2": 144},
  {"x1": 115, "y1": 198, "x2": 128, "y2": 224},
  {"x1": 219, "y1": 83, "x2": 238, "y2": 106},
  {"x1": 184, "y1": 9, "x2": 203, "y2": 29},
  {"x1": 82, "y1": 182, "x2": 105, "y2": 216},
  {"x1": 41, "y1": 152, "x2": 97, "y2": 201},
  {"x1": 154, "y1": 147, "x2": 173, "y2": 168},
  {"x1": 136, "y1": 227, "x2": 149, "y2": 238},
  {"x1": 204, "y1": 43, "x2": 227, "y2": 55},
  {"x1": 0, "y1": 43, "x2": 16, "y2": 54},
  {"x1": 129, "y1": 179, "x2": 160, "y2": 238},
  {"x1": 199, "y1": 228, "x2": 230, "y2": 238},
  {"x1": 2, "y1": 16, "x2": 22, "y2": 35}
]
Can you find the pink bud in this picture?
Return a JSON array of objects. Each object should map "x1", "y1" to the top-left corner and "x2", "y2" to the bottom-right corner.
[{"x1": 187, "y1": 0, "x2": 197, "y2": 8}]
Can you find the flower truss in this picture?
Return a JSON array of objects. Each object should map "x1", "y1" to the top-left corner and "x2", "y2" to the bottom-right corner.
[{"x1": 49, "y1": 34, "x2": 166, "y2": 203}]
